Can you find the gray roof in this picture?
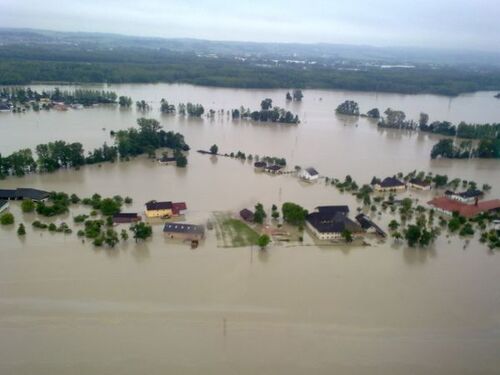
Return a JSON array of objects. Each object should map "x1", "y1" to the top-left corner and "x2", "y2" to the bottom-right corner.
[
  {"x1": 316, "y1": 205, "x2": 349, "y2": 215},
  {"x1": 0, "y1": 188, "x2": 49, "y2": 201},
  {"x1": 305, "y1": 167, "x2": 319, "y2": 176},
  {"x1": 307, "y1": 211, "x2": 361, "y2": 234},
  {"x1": 163, "y1": 223, "x2": 204, "y2": 235},
  {"x1": 146, "y1": 200, "x2": 172, "y2": 210},
  {"x1": 379, "y1": 177, "x2": 405, "y2": 188}
]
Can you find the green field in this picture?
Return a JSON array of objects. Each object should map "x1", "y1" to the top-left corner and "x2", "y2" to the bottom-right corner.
[{"x1": 213, "y1": 212, "x2": 260, "y2": 248}]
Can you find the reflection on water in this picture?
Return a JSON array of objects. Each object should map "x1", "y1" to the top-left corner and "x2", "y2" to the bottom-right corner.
[{"x1": 0, "y1": 84, "x2": 499, "y2": 375}]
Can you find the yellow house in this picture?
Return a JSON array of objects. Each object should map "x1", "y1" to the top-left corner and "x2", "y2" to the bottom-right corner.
[{"x1": 145, "y1": 201, "x2": 186, "y2": 218}]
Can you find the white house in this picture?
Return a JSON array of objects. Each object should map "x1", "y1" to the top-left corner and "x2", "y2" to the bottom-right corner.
[
  {"x1": 300, "y1": 167, "x2": 319, "y2": 181},
  {"x1": 445, "y1": 189, "x2": 483, "y2": 204}
]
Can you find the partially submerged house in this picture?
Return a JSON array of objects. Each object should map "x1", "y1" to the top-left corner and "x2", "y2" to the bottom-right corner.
[
  {"x1": 0, "y1": 200, "x2": 9, "y2": 213},
  {"x1": 0, "y1": 102, "x2": 11, "y2": 112},
  {"x1": 408, "y1": 178, "x2": 431, "y2": 191},
  {"x1": 300, "y1": 167, "x2": 319, "y2": 181},
  {"x1": 163, "y1": 222, "x2": 205, "y2": 241},
  {"x1": 112, "y1": 213, "x2": 141, "y2": 224},
  {"x1": 373, "y1": 177, "x2": 404, "y2": 191},
  {"x1": 253, "y1": 161, "x2": 267, "y2": 170},
  {"x1": 0, "y1": 188, "x2": 49, "y2": 202},
  {"x1": 158, "y1": 155, "x2": 176, "y2": 165},
  {"x1": 239, "y1": 208, "x2": 255, "y2": 222},
  {"x1": 265, "y1": 165, "x2": 283, "y2": 174},
  {"x1": 145, "y1": 200, "x2": 187, "y2": 218},
  {"x1": 306, "y1": 205, "x2": 362, "y2": 240},
  {"x1": 445, "y1": 189, "x2": 483, "y2": 204},
  {"x1": 428, "y1": 197, "x2": 500, "y2": 218},
  {"x1": 355, "y1": 213, "x2": 387, "y2": 237},
  {"x1": 373, "y1": 177, "x2": 406, "y2": 192}
]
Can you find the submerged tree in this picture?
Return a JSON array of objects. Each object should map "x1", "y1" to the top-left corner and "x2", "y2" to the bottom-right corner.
[{"x1": 336, "y1": 100, "x2": 359, "y2": 116}]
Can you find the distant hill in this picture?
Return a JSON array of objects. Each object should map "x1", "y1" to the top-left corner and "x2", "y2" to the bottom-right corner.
[{"x1": 1, "y1": 28, "x2": 500, "y2": 96}]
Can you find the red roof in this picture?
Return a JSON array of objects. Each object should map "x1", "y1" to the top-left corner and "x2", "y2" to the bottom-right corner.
[
  {"x1": 172, "y1": 202, "x2": 187, "y2": 215},
  {"x1": 428, "y1": 197, "x2": 500, "y2": 218}
]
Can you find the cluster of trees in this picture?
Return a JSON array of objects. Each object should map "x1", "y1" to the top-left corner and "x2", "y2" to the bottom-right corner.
[
  {"x1": 419, "y1": 115, "x2": 499, "y2": 140},
  {"x1": 119, "y1": 96, "x2": 132, "y2": 107},
  {"x1": 160, "y1": 98, "x2": 176, "y2": 113},
  {"x1": 0, "y1": 87, "x2": 118, "y2": 106},
  {"x1": 431, "y1": 139, "x2": 500, "y2": 159},
  {"x1": 336, "y1": 100, "x2": 360, "y2": 116},
  {"x1": 4, "y1": 45, "x2": 500, "y2": 96},
  {"x1": 232, "y1": 100, "x2": 299, "y2": 124},
  {"x1": 282, "y1": 202, "x2": 308, "y2": 226},
  {"x1": 0, "y1": 118, "x2": 190, "y2": 179},
  {"x1": 286, "y1": 89, "x2": 303, "y2": 101},
  {"x1": 177, "y1": 103, "x2": 205, "y2": 117},
  {"x1": 378, "y1": 108, "x2": 417, "y2": 129}
]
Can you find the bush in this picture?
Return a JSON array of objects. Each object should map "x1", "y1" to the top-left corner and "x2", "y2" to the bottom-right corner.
[
  {"x1": 21, "y1": 199, "x2": 35, "y2": 213},
  {"x1": 0, "y1": 212, "x2": 14, "y2": 225}
]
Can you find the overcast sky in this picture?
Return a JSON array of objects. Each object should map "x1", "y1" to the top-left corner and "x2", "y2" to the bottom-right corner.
[{"x1": 1, "y1": 0, "x2": 499, "y2": 51}]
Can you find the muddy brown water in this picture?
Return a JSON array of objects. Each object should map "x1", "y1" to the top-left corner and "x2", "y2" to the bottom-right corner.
[{"x1": 0, "y1": 84, "x2": 499, "y2": 374}]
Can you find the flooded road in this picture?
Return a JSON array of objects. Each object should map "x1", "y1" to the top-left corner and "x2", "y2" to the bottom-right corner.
[{"x1": 0, "y1": 84, "x2": 500, "y2": 374}]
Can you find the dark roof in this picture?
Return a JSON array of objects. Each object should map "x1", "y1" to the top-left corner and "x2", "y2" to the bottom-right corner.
[
  {"x1": 458, "y1": 190, "x2": 483, "y2": 198},
  {"x1": 409, "y1": 178, "x2": 430, "y2": 186},
  {"x1": 16, "y1": 188, "x2": 50, "y2": 201},
  {"x1": 0, "y1": 103, "x2": 11, "y2": 110},
  {"x1": 0, "y1": 188, "x2": 49, "y2": 201},
  {"x1": 254, "y1": 161, "x2": 267, "y2": 168},
  {"x1": 113, "y1": 213, "x2": 140, "y2": 218},
  {"x1": 316, "y1": 205, "x2": 349, "y2": 215},
  {"x1": 240, "y1": 208, "x2": 254, "y2": 221},
  {"x1": 305, "y1": 167, "x2": 319, "y2": 176},
  {"x1": 163, "y1": 222, "x2": 204, "y2": 235},
  {"x1": 146, "y1": 200, "x2": 173, "y2": 210},
  {"x1": 355, "y1": 214, "x2": 387, "y2": 237},
  {"x1": 0, "y1": 189, "x2": 17, "y2": 199},
  {"x1": 379, "y1": 177, "x2": 405, "y2": 188},
  {"x1": 307, "y1": 211, "x2": 361, "y2": 234},
  {"x1": 0, "y1": 200, "x2": 8, "y2": 209}
]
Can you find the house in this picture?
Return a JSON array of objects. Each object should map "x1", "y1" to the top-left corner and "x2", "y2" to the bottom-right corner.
[
  {"x1": 0, "y1": 102, "x2": 11, "y2": 112},
  {"x1": 254, "y1": 161, "x2": 267, "y2": 170},
  {"x1": 158, "y1": 155, "x2": 176, "y2": 165},
  {"x1": 306, "y1": 206, "x2": 362, "y2": 240},
  {"x1": 145, "y1": 200, "x2": 187, "y2": 218},
  {"x1": 300, "y1": 167, "x2": 319, "y2": 181},
  {"x1": 265, "y1": 165, "x2": 283, "y2": 174},
  {"x1": 355, "y1": 213, "x2": 387, "y2": 237},
  {"x1": 408, "y1": 178, "x2": 431, "y2": 191},
  {"x1": 428, "y1": 197, "x2": 500, "y2": 218},
  {"x1": 0, "y1": 188, "x2": 49, "y2": 202},
  {"x1": 112, "y1": 213, "x2": 141, "y2": 224},
  {"x1": 240, "y1": 208, "x2": 255, "y2": 222},
  {"x1": 373, "y1": 177, "x2": 406, "y2": 192},
  {"x1": 445, "y1": 189, "x2": 483, "y2": 204},
  {"x1": 163, "y1": 222, "x2": 205, "y2": 241},
  {"x1": 0, "y1": 200, "x2": 9, "y2": 213}
]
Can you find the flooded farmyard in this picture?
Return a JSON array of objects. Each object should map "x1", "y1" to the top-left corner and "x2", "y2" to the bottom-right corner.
[{"x1": 1, "y1": 84, "x2": 499, "y2": 375}]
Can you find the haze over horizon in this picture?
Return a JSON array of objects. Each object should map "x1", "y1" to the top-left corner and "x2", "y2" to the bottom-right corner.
[{"x1": 1, "y1": 0, "x2": 500, "y2": 52}]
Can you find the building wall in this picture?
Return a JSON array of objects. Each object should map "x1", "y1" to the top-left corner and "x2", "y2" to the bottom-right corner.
[
  {"x1": 164, "y1": 231, "x2": 204, "y2": 241},
  {"x1": 408, "y1": 183, "x2": 431, "y2": 191},
  {"x1": 145, "y1": 208, "x2": 173, "y2": 218},
  {"x1": 306, "y1": 221, "x2": 342, "y2": 240},
  {"x1": 374, "y1": 184, "x2": 406, "y2": 192},
  {"x1": 0, "y1": 202, "x2": 9, "y2": 213}
]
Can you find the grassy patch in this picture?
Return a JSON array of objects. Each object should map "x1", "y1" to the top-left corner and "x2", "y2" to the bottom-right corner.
[{"x1": 213, "y1": 212, "x2": 259, "y2": 247}]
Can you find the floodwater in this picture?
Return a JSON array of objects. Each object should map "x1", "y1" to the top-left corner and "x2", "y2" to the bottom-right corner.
[{"x1": 0, "y1": 84, "x2": 499, "y2": 375}]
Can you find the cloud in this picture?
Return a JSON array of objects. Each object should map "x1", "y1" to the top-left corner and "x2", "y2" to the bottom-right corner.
[{"x1": 0, "y1": 0, "x2": 499, "y2": 50}]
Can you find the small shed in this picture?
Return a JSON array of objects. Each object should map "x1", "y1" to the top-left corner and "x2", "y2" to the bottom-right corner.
[{"x1": 240, "y1": 209, "x2": 255, "y2": 222}]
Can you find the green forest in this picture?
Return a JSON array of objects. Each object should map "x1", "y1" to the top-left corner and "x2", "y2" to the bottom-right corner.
[{"x1": 2, "y1": 45, "x2": 500, "y2": 96}]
